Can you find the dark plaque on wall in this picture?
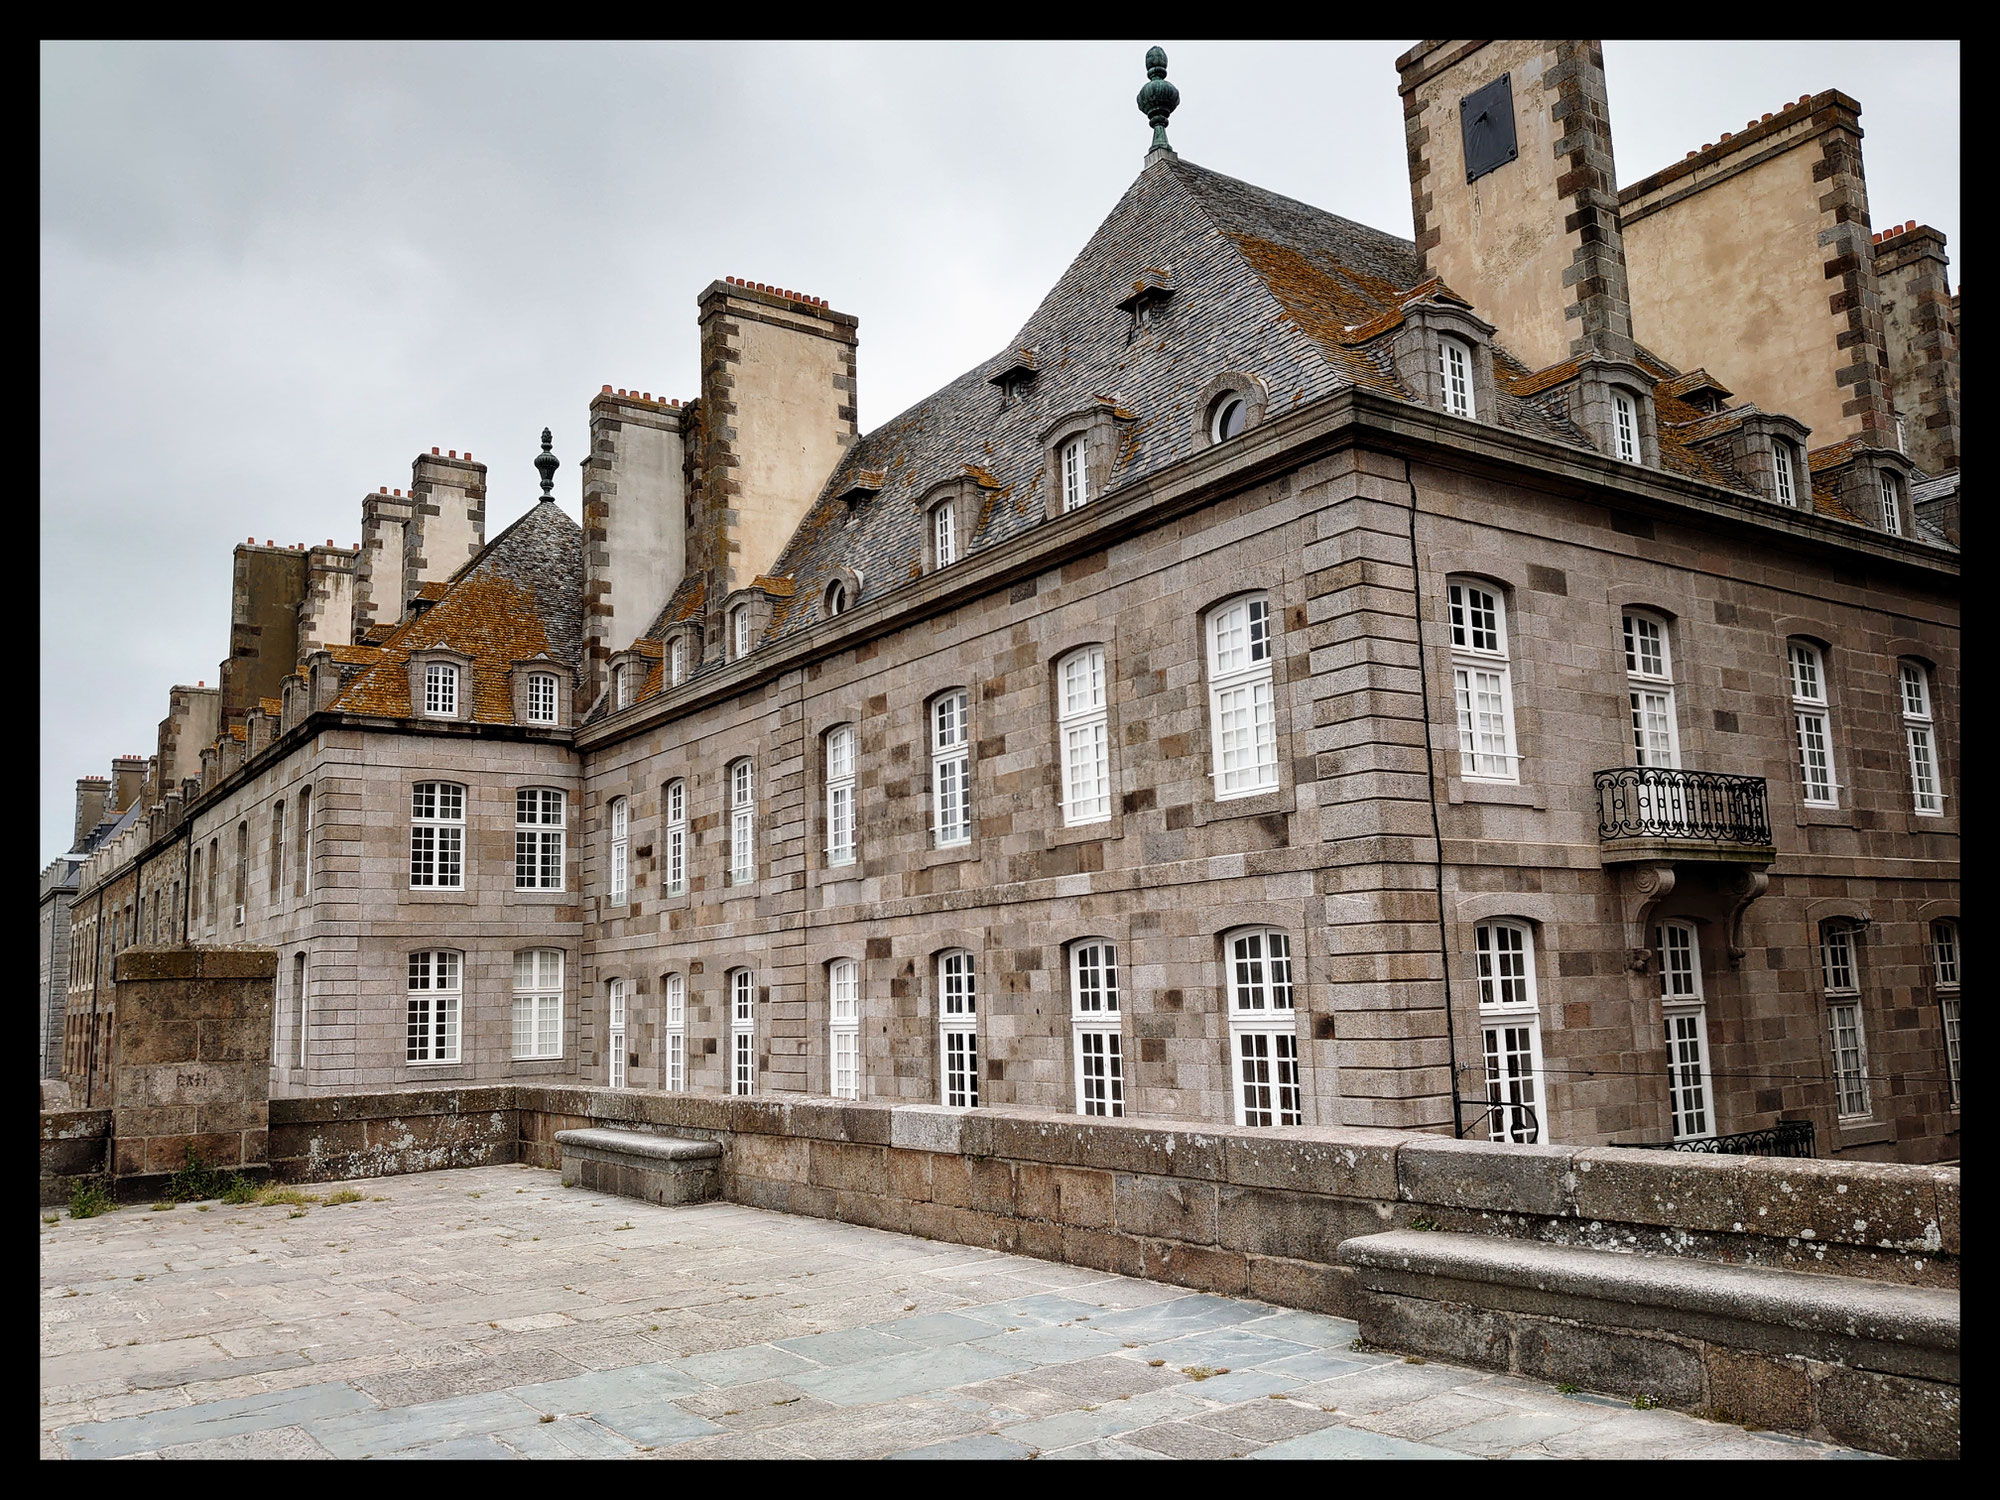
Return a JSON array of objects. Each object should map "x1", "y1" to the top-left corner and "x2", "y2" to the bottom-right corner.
[{"x1": 1460, "y1": 73, "x2": 1518, "y2": 183}]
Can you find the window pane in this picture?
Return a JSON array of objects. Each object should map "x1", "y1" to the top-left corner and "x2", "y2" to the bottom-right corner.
[{"x1": 1483, "y1": 1022, "x2": 1541, "y2": 1142}]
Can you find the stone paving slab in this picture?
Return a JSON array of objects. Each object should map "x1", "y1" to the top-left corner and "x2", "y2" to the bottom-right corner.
[{"x1": 40, "y1": 1163, "x2": 1879, "y2": 1461}]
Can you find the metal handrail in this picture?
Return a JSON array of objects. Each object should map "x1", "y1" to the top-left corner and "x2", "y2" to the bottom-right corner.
[
  {"x1": 1457, "y1": 1097, "x2": 1541, "y2": 1145},
  {"x1": 1595, "y1": 766, "x2": 1773, "y2": 845}
]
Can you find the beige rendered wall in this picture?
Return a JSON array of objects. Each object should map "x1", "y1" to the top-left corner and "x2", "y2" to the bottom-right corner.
[
  {"x1": 731, "y1": 314, "x2": 852, "y2": 581},
  {"x1": 1622, "y1": 140, "x2": 1845, "y2": 441},
  {"x1": 1410, "y1": 40, "x2": 1574, "y2": 373},
  {"x1": 605, "y1": 414, "x2": 686, "y2": 646}
]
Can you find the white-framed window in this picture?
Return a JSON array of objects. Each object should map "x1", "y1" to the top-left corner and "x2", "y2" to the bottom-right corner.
[
  {"x1": 1820, "y1": 923, "x2": 1869, "y2": 1118},
  {"x1": 669, "y1": 636, "x2": 686, "y2": 687},
  {"x1": 1788, "y1": 641, "x2": 1837, "y2": 807},
  {"x1": 1058, "y1": 645, "x2": 1111, "y2": 825},
  {"x1": 931, "y1": 690, "x2": 972, "y2": 847},
  {"x1": 728, "y1": 758, "x2": 756, "y2": 885},
  {"x1": 512, "y1": 948, "x2": 564, "y2": 1060},
  {"x1": 607, "y1": 796, "x2": 629, "y2": 904},
  {"x1": 1622, "y1": 611, "x2": 1679, "y2": 769},
  {"x1": 1896, "y1": 414, "x2": 1908, "y2": 456},
  {"x1": 614, "y1": 664, "x2": 632, "y2": 709},
  {"x1": 1475, "y1": 920, "x2": 1543, "y2": 1143},
  {"x1": 1613, "y1": 391, "x2": 1639, "y2": 463},
  {"x1": 1210, "y1": 394, "x2": 1247, "y2": 442},
  {"x1": 607, "y1": 976, "x2": 627, "y2": 1089},
  {"x1": 825, "y1": 579, "x2": 848, "y2": 618},
  {"x1": 664, "y1": 778, "x2": 687, "y2": 896},
  {"x1": 1060, "y1": 436, "x2": 1088, "y2": 512},
  {"x1": 663, "y1": 972, "x2": 686, "y2": 1092},
  {"x1": 410, "y1": 781, "x2": 465, "y2": 889},
  {"x1": 1931, "y1": 920, "x2": 1959, "y2": 1109},
  {"x1": 293, "y1": 951, "x2": 308, "y2": 1069},
  {"x1": 515, "y1": 788, "x2": 566, "y2": 890},
  {"x1": 1206, "y1": 593, "x2": 1279, "y2": 798},
  {"x1": 731, "y1": 605, "x2": 752, "y2": 660},
  {"x1": 527, "y1": 671, "x2": 558, "y2": 725},
  {"x1": 938, "y1": 949, "x2": 979, "y2": 1108},
  {"x1": 1448, "y1": 580, "x2": 1518, "y2": 782},
  {"x1": 1226, "y1": 927, "x2": 1302, "y2": 1127},
  {"x1": 933, "y1": 501, "x2": 957, "y2": 567},
  {"x1": 424, "y1": 661, "x2": 459, "y2": 717},
  {"x1": 269, "y1": 800, "x2": 285, "y2": 904},
  {"x1": 1070, "y1": 939, "x2": 1123, "y2": 1117},
  {"x1": 1657, "y1": 921, "x2": 1713, "y2": 1141},
  {"x1": 1899, "y1": 661, "x2": 1942, "y2": 815},
  {"x1": 1773, "y1": 442, "x2": 1797, "y2": 506},
  {"x1": 406, "y1": 949, "x2": 463, "y2": 1065},
  {"x1": 1438, "y1": 337, "x2": 1474, "y2": 419},
  {"x1": 730, "y1": 968, "x2": 755, "y2": 1096},
  {"x1": 823, "y1": 725, "x2": 857, "y2": 867},
  {"x1": 1879, "y1": 473, "x2": 1903, "y2": 536},
  {"x1": 830, "y1": 958, "x2": 861, "y2": 1100}
]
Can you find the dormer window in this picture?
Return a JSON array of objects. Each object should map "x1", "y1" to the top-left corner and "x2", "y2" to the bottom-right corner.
[
  {"x1": 933, "y1": 501, "x2": 957, "y2": 567},
  {"x1": 1117, "y1": 276, "x2": 1175, "y2": 343},
  {"x1": 731, "y1": 605, "x2": 752, "y2": 659},
  {"x1": 669, "y1": 635, "x2": 685, "y2": 687},
  {"x1": 1613, "y1": 392, "x2": 1639, "y2": 464},
  {"x1": 1879, "y1": 473, "x2": 1903, "y2": 537},
  {"x1": 613, "y1": 664, "x2": 633, "y2": 709},
  {"x1": 1773, "y1": 442, "x2": 1797, "y2": 506},
  {"x1": 1060, "y1": 437, "x2": 1089, "y2": 512},
  {"x1": 425, "y1": 662, "x2": 458, "y2": 718},
  {"x1": 527, "y1": 672, "x2": 558, "y2": 725},
  {"x1": 1438, "y1": 339, "x2": 1475, "y2": 419},
  {"x1": 824, "y1": 579, "x2": 848, "y2": 618},
  {"x1": 1210, "y1": 396, "x2": 1247, "y2": 443},
  {"x1": 1004, "y1": 374, "x2": 1033, "y2": 408}
]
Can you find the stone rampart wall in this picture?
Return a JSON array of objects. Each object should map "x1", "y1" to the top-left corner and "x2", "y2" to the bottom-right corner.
[{"x1": 40, "y1": 1108, "x2": 110, "y2": 1208}]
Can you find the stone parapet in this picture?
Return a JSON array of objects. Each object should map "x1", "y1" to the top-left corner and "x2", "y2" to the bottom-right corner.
[{"x1": 40, "y1": 1108, "x2": 111, "y2": 1208}]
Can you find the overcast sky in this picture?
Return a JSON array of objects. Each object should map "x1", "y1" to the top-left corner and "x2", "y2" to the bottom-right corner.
[{"x1": 39, "y1": 39, "x2": 1959, "y2": 864}]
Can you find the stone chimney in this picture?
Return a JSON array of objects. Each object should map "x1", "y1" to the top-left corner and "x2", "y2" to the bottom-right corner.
[
  {"x1": 217, "y1": 542, "x2": 309, "y2": 730},
  {"x1": 691, "y1": 280, "x2": 859, "y2": 613},
  {"x1": 298, "y1": 544, "x2": 358, "y2": 654},
  {"x1": 583, "y1": 390, "x2": 689, "y2": 707},
  {"x1": 352, "y1": 489, "x2": 415, "y2": 640},
  {"x1": 156, "y1": 684, "x2": 221, "y2": 794},
  {"x1": 111, "y1": 756, "x2": 147, "y2": 815},
  {"x1": 406, "y1": 449, "x2": 488, "y2": 602},
  {"x1": 1397, "y1": 40, "x2": 1633, "y2": 372},
  {"x1": 73, "y1": 777, "x2": 109, "y2": 849},
  {"x1": 1873, "y1": 223, "x2": 1960, "y2": 476}
]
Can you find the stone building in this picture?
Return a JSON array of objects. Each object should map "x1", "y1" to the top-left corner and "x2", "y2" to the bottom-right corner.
[{"x1": 56, "y1": 42, "x2": 1959, "y2": 1163}]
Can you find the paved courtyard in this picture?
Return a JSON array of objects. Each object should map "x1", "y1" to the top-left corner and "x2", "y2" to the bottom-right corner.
[{"x1": 40, "y1": 1163, "x2": 1876, "y2": 1460}]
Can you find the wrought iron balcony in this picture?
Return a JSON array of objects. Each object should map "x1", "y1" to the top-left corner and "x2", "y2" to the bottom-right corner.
[
  {"x1": 1667, "y1": 1121, "x2": 1816, "y2": 1158},
  {"x1": 1594, "y1": 766, "x2": 1775, "y2": 864}
]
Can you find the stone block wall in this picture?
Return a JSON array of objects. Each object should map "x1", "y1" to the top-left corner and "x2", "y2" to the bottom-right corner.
[
  {"x1": 107, "y1": 946, "x2": 275, "y2": 1195},
  {"x1": 40, "y1": 1108, "x2": 110, "y2": 1208}
]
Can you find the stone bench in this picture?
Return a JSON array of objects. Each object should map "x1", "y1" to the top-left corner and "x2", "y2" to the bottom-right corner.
[
  {"x1": 1337, "y1": 1228, "x2": 1959, "y2": 1459},
  {"x1": 555, "y1": 1128, "x2": 722, "y2": 1206}
]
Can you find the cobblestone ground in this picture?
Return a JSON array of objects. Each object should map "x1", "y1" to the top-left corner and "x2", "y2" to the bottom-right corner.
[{"x1": 40, "y1": 1164, "x2": 1879, "y2": 1461}]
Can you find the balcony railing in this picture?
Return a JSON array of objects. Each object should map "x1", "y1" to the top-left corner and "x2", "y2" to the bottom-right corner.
[
  {"x1": 1595, "y1": 767, "x2": 1773, "y2": 848},
  {"x1": 1666, "y1": 1121, "x2": 1817, "y2": 1158}
]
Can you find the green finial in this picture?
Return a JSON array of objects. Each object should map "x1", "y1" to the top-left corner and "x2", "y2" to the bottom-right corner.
[
  {"x1": 534, "y1": 427, "x2": 558, "y2": 501},
  {"x1": 1137, "y1": 46, "x2": 1179, "y2": 159}
]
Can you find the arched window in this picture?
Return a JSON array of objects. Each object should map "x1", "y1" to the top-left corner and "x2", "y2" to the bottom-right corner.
[
  {"x1": 269, "y1": 800, "x2": 285, "y2": 903},
  {"x1": 730, "y1": 968, "x2": 756, "y2": 1095},
  {"x1": 1899, "y1": 661, "x2": 1942, "y2": 815},
  {"x1": 731, "y1": 605, "x2": 752, "y2": 660},
  {"x1": 407, "y1": 950, "x2": 462, "y2": 1065},
  {"x1": 1448, "y1": 580, "x2": 1518, "y2": 782},
  {"x1": 932, "y1": 501, "x2": 957, "y2": 568},
  {"x1": 1225, "y1": 927, "x2": 1302, "y2": 1127},
  {"x1": 614, "y1": 663, "x2": 633, "y2": 709},
  {"x1": 1474, "y1": 920, "x2": 1543, "y2": 1143},
  {"x1": 1206, "y1": 594, "x2": 1279, "y2": 798},
  {"x1": 234, "y1": 821, "x2": 247, "y2": 923},
  {"x1": 1787, "y1": 641, "x2": 1837, "y2": 807},
  {"x1": 425, "y1": 661, "x2": 459, "y2": 717},
  {"x1": 1210, "y1": 393, "x2": 1248, "y2": 443},
  {"x1": 1622, "y1": 611, "x2": 1678, "y2": 769},
  {"x1": 830, "y1": 958, "x2": 861, "y2": 1100},
  {"x1": 938, "y1": 950, "x2": 979, "y2": 1108},
  {"x1": 1931, "y1": 921, "x2": 1959, "y2": 1109},
  {"x1": 1773, "y1": 442, "x2": 1797, "y2": 507},
  {"x1": 296, "y1": 785, "x2": 312, "y2": 896},
  {"x1": 825, "y1": 726, "x2": 856, "y2": 866},
  {"x1": 1612, "y1": 391, "x2": 1639, "y2": 463},
  {"x1": 1438, "y1": 338, "x2": 1475, "y2": 419},
  {"x1": 1819, "y1": 922, "x2": 1869, "y2": 1118},
  {"x1": 513, "y1": 949, "x2": 564, "y2": 1060},
  {"x1": 205, "y1": 837, "x2": 218, "y2": 926},
  {"x1": 411, "y1": 782, "x2": 466, "y2": 890},
  {"x1": 1058, "y1": 646, "x2": 1111, "y2": 825},
  {"x1": 825, "y1": 579, "x2": 848, "y2": 618},
  {"x1": 527, "y1": 671, "x2": 559, "y2": 724},
  {"x1": 607, "y1": 977, "x2": 627, "y2": 1089},
  {"x1": 931, "y1": 691, "x2": 972, "y2": 847},
  {"x1": 669, "y1": 635, "x2": 686, "y2": 688},
  {"x1": 516, "y1": 788, "x2": 566, "y2": 890},
  {"x1": 293, "y1": 951, "x2": 308, "y2": 1070},
  {"x1": 607, "y1": 796, "x2": 629, "y2": 905},
  {"x1": 728, "y1": 759, "x2": 756, "y2": 885},
  {"x1": 191, "y1": 846, "x2": 204, "y2": 932},
  {"x1": 1060, "y1": 436, "x2": 1089, "y2": 511},
  {"x1": 1070, "y1": 939, "x2": 1123, "y2": 1117},
  {"x1": 663, "y1": 779, "x2": 687, "y2": 896},
  {"x1": 663, "y1": 972, "x2": 686, "y2": 1092},
  {"x1": 1657, "y1": 921, "x2": 1712, "y2": 1141}
]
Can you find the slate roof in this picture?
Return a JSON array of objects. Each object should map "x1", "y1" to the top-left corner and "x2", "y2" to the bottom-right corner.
[{"x1": 330, "y1": 498, "x2": 582, "y2": 722}]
